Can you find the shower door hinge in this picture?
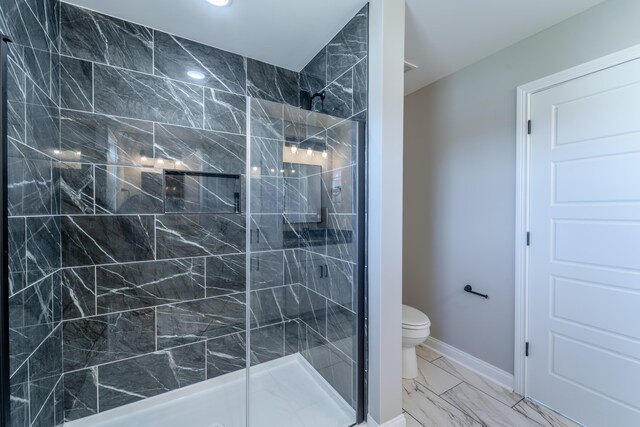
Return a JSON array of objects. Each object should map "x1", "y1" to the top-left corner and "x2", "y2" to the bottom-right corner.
[
  {"x1": 526, "y1": 232, "x2": 530, "y2": 246},
  {"x1": 527, "y1": 120, "x2": 532, "y2": 135}
]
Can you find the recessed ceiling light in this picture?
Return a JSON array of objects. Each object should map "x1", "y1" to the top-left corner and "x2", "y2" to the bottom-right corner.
[
  {"x1": 206, "y1": 0, "x2": 232, "y2": 7},
  {"x1": 187, "y1": 70, "x2": 206, "y2": 80}
]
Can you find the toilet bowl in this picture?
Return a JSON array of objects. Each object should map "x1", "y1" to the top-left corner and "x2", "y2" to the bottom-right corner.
[{"x1": 402, "y1": 304, "x2": 431, "y2": 379}]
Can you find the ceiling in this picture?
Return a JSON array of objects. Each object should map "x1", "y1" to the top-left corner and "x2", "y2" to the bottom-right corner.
[
  {"x1": 404, "y1": 0, "x2": 606, "y2": 94},
  {"x1": 62, "y1": 0, "x2": 368, "y2": 71}
]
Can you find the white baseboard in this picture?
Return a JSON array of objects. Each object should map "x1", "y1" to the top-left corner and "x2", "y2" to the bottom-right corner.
[
  {"x1": 362, "y1": 413, "x2": 406, "y2": 427},
  {"x1": 424, "y1": 336, "x2": 514, "y2": 391}
]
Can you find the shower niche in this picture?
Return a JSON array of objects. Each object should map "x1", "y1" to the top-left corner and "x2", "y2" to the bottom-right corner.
[{"x1": 164, "y1": 171, "x2": 242, "y2": 214}]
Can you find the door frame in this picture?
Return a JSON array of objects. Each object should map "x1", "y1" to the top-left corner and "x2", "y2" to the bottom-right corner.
[{"x1": 513, "y1": 43, "x2": 640, "y2": 396}]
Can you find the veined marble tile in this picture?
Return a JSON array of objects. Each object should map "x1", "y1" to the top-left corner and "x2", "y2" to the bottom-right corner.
[
  {"x1": 250, "y1": 215, "x2": 284, "y2": 251},
  {"x1": 62, "y1": 215, "x2": 155, "y2": 267},
  {"x1": 298, "y1": 286, "x2": 327, "y2": 337},
  {"x1": 28, "y1": 325, "x2": 63, "y2": 422},
  {"x1": 204, "y1": 88, "x2": 247, "y2": 134},
  {"x1": 7, "y1": 53, "x2": 26, "y2": 146},
  {"x1": 247, "y1": 58, "x2": 299, "y2": 107},
  {"x1": 155, "y1": 214, "x2": 245, "y2": 259},
  {"x1": 326, "y1": 119, "x2": 358, "y2": 170},
  {"x1": 285, "y1": 320, "x2": 300, "y2": 355},
  {"x1": 156, "y1": 294, "x2": 246, "y2": 349},
  {"x1": 96, "y1": 258, "x2": 205, "y2": 314},
  {"x1": 353, "y1": 58, "x2": 367, "y2": 115},
  {"x1": 10, "y1": 155, "x2": 55, "y2": 217},
  {"x1": 58, "y1": 163, "x2": 94, "y2": 214},
  {"x1": 94, "y1": 64, "x2": 204, "y2": 128},
  {"x1": 432, "y1": 357, "x2": 522, "y2": 407},
  {"x1": 0, "y1": 0, "x2": 57, "y2": 52},
  {"x1": 322, "y1": 166, "x2": 356, "y2": 216},
  {"x1": 94, "y1": 165, "x2": 163, "y2": 214},
  {"x1": 60, "y1": 56, "x2": 93, "y2": 112},
  {"x1": 416, "y1": 344, "x2": 442, "y2": 362},
  {"x1": 300, "y1": 324, "x2": 355, "y2": 407},
  {"x1": 8, "y1": 217, "x2": 26, "y2": 295},
  {"x1": 403, "y1": 379, "x2": 480, "y2": 427},
  {"x1": 18, "y1": 45, "x2": 52, "y2": 99},
  {"x1": 404, "y1": 412, "x2": 425, "y2": 427},
  {"x1": 97, "y1": 343, "x2": 206, "y2": 412},
  {"x1": 61, "y1": 3, "x2": 153, "y2": 73},
  {"x1": 25, "y1": 79, "x2": 59, "y2": 156},
  {"x1": 250, "y1": 323, "x2": 285, "y2": 366},
  {"x1": 250, "y1": 97, "x2": 284, "y2": 141},
  {"x1": 250, "y1": 286, "x2": 297, "y2": 328},
  {"x1": 305, "y1": 252, "x2": 354, "y2": 310},
  {"x1": 323, "y1": 71, "x2": 353, "y2": 120},
  {"x1": 63, "y1": 308, "x2": 156, "y2": 371},
  {"x1": 64, "y1": 367, "x2": 98, "y2": 422},
  {"x1": 154, "y1": 124, "x2": 245, "y2": 174},
  {"x1": 326, "y1": 301, "x2": 355, "y2": 359},
  {"x1": 515, "y1": 399, "x2": 583, "y2": 427},
  {"x1": 300, "y1": 48, "x2": 327, "y2": 95},
  {"x1": 26, "y1": 216, "x2": 61, "y2": 284},
  {"x1": 442, "y1": 383, "x2": 539, "y2": 427},
  {"x1": 284, "y1": 249, "x2": 304, "y2": 285},
  {"x1": 9, "y1": 361, "x2": 29, "y2": 427},
  {"x1": 415, "y1": 357, "x2": 462, "y2": 395},
  {"x1": 154, "y1": 31, "x2": 246, "y2": 95},
  {"x1": 9, "y1": 321, "x2": 53, "y2": 378},
  {"x1": 206, "y1": 254, "x2": 246, "y2": 297},
  {"x1": 283, "y1": 105, "x2": 307, "y2": 144},
  {"x1": 61, "y1": 110, "x2": 154, "y2": 166},
  {"x1": 251, "y1": 137, "x2": 284, "y2": 178},
  {"x1": 62, "y1": 267, "x2": 96, "y2": 320},
  {"x1": 326, "y1": 214, "x2": 357, "y2": 263},
  {"x1": 206, "y1": 332, "x2": 246, "y2": 379},
  {"x1": 250, "y1": 250, "x2": 284, "y2": 290},
  {"x1": 31, "y1": 380, "x2": 57, "y2": 427},
  {"x1": 326, "y1": 5, "x2": 368, "y2": 82},
  {"x1": 9, "y1": 273, "x2": 54, "y2": 334},
  {"x1": 251, "y1": 176, "x2": 284, "y2": 214}
]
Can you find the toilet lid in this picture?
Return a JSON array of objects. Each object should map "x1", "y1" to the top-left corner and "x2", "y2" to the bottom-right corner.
[{"x1": 402, "y1": 305, "x2": 430, "y2": 328}]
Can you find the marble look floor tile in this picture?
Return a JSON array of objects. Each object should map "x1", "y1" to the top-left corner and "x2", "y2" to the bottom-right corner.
[
  {"x1": 442, "y1": 383, "x2": 539, "y2": 427},
  {"x1": 415, "y1": 357, "x2": 462, "y2": 395},
  {"x1": 433, "y1": 357, "x2": 522, "y2": 406},
  {"x1": 402, "y1": 379, "x2": 481, "y2": 427},
  {"x1": 416, "y1": 344, "x2": 442, "y2": 362},
  {"x1": 515, "y1": 399, "x2": 582, "y2": 427},
  {"x1": 404, "y1": 412, "x2": 424, "y2": 427}
]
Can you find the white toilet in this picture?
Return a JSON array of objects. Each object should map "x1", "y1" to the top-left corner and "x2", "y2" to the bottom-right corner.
[{"x1": 402, "y1": 304, "x2": 431, "y2": 379}]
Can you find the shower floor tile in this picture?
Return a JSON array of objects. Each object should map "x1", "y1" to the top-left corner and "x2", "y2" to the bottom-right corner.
[{"x1": 65, "y1": 354, "x2": 354, "y2": 427}]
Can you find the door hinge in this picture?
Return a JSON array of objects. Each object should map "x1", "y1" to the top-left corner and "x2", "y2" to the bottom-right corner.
[
  {"x1": 527, "y1": 120, "x2": 532, "y2": 135},
  {"x1": 525, "y1": 342, "x2": 530, "y2": 357},
  {"x1": 526, "y1": 232, "x2": 530, "y2": 246}
]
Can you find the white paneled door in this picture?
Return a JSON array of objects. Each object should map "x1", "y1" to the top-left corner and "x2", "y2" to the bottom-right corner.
[{"x1": 528, "y1": 58, "x2": 640, "y2": 427}]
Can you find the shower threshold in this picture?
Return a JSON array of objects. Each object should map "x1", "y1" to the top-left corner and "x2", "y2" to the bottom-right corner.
[{"x1": 64, "y1": 354, "x2": 355, "y2": 427}]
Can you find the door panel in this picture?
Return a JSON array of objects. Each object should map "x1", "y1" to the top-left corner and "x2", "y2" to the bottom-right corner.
[{"x1": 528, "y1": 57, "x2": 640, "y2": 427}]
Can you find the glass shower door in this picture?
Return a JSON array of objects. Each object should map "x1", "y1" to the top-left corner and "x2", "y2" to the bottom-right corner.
[{"x1": 246, "y1": 98, "x2": 363, "y2": 427}]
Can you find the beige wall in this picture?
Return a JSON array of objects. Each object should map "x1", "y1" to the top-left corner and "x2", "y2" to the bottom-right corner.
[{"x1": 403, "y1": 0, "x2": 640, "y2": 373}]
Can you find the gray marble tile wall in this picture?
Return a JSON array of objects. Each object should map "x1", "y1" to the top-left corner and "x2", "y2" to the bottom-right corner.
[
  {"x1": 1, "y1": 0, "x2": 65, "y2": 425},
  {"x1": 1, "y1": 0, "x2": 367, "y2": 423},
  {"x1": 293, "y1": 4, "x2": 368, "y2": 409},
  {"x1": 52, "y1": 2, "x2": 303, "y2": 423}
]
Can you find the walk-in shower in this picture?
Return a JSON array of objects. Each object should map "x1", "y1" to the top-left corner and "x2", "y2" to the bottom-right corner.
[{"x1": 0, "y1": 1, "x2": 368, "y2": 426}]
